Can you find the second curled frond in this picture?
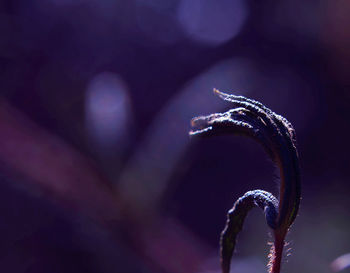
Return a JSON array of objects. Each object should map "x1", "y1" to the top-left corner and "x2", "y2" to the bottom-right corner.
[{"x1": 220, "y1": 190, "x2": 278, "y2": 273}]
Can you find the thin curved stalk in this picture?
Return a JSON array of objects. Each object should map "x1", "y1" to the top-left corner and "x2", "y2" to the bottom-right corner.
[{"x1": 189, "y1": 89, "x2": 301, "y2": 273}]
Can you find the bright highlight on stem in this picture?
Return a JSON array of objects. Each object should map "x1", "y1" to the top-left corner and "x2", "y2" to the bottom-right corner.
[{"x1": 190, "y1": 89, "x2": 301, "y2": 273}]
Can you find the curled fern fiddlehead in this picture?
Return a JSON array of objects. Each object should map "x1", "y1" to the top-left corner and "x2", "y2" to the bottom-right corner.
[{"x1": 190, "y1": 89, "x2": 301, "y2": 273}]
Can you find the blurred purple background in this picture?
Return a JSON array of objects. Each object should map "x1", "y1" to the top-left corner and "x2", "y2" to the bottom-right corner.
[{"x1": 1, "y1": 0, "x2": 350, "y2": 272}]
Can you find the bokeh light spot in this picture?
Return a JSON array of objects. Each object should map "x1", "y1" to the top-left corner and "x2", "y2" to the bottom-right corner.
[
  {"x1": 85, "y1": 72, "x2": 131, "y2": 154},
  {"x1": 177, "y1": 0, "x2": 248, "y2": 46}
]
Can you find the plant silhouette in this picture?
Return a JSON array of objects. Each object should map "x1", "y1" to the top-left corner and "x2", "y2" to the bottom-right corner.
[{"x1": 190, "y1": 89, "x2": 301, "y2": 273}]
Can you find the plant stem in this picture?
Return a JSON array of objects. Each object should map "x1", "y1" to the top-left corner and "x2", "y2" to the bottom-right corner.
[{"x1": 270, "y1": 232, "x2": 285, "y2": 273}]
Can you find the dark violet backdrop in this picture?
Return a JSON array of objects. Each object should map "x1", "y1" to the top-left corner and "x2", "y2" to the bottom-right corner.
[{"x1": 0, "y1": 1, "x2": 350, "y2": 273}]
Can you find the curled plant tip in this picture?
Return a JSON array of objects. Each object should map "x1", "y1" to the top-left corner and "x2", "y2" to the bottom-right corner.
[
  {"x1": 189, "y1": 89, "x2": 301, "y2": 273},
  {"x1": 220, "y1": 190, "x2": 278, "y2": 273}
]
